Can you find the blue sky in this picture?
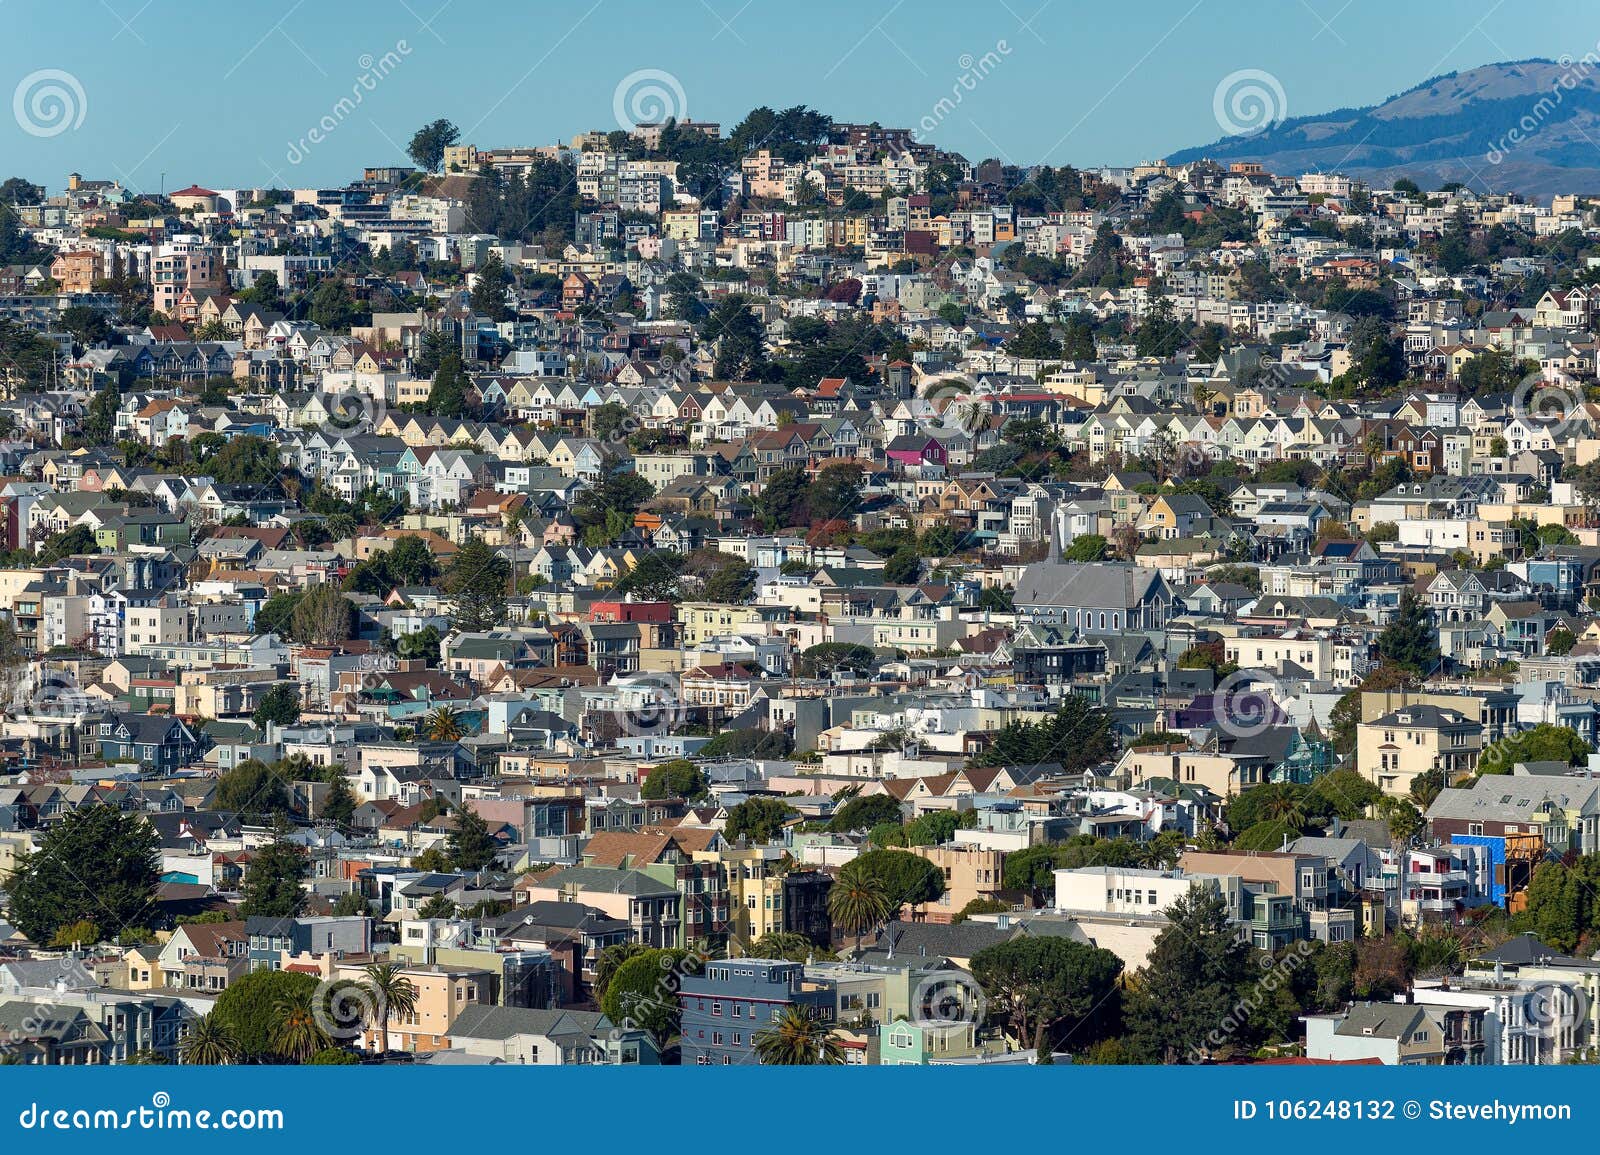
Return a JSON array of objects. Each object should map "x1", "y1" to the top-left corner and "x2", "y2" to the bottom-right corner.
[{"x1": 4, "y1": 0, "x2": 1600, "y2": 191}]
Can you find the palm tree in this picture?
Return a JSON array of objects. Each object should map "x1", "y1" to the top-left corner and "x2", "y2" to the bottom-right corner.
[
  {"x1": 179, "y1": 1011, "x2": 241, "y2": 1065},
  {"x1": 426, "y1": 706, "x2": 463, "y2": 741},
  {"x1": 753, "y1": 1005, "x2": 845, "y2": 1065},
  {"x1": 361, "y1": 962, "x2": 419, "y2": 1056},
  {"x1": 271, "y1": 988, "x2": 332, "y2": 1064},
  {"x1": 827, "y1": 862, "x2": 892, "y2": 955}
]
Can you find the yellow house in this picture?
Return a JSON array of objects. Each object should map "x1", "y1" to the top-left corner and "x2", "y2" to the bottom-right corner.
[
  {"x1": 678, "y1": 602, "x2": 763, "y2": 647},
  {"x1": 707, "y1": 844, "x2": 790, "y2": 946},
  {"x1": 1357, "y1": 703, "x2": 1483, "y2": 797},
  {"x1": 905, "y1": 844, "x2": 1005, "y2": 924},
  {"x1": 331, "y1": 960, "x2": 494, "y2": 1054}
]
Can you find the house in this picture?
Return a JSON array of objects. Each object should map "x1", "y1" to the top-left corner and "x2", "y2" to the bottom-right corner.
[
  {"x1": 677, "y1": 958, "x2": 835, "y2": 1066},
  {"x1": 1303, "y1": 1001, "x2": 1488, "y2": 1065},
  {"x1": 446, "y1": 1003, "x2": 659, "y2": 1064}
]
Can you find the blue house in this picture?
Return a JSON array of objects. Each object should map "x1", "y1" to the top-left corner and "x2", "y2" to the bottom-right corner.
[
  {"x1": 678, "y1": 959, "x2": 834, "y2": 1066},
  {"x1": 97, "y1": 713, "x2": 205, "y2": 774}
]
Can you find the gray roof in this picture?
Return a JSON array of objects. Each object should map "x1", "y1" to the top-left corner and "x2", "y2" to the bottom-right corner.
[
  {"x1": 1015, "y1": 561, "x2": 1167, "y2": 611},
  {"x1": 448, "y1": 1003, "x2": 614, "y2": 1041},
  {"x1": 1426, "y1": 776, "x2": 1600, "y2": 824}
]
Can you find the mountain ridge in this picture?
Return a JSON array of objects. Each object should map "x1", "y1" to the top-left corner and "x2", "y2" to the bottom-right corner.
[{"x1": 1166, "y1": 59, "x2": 1600, "y2": 197}]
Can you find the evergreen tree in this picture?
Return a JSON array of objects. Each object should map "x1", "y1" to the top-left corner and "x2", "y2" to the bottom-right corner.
[
  {"x1": 239, "y1": 839, "x2": 309, "y2": 918},
  {"x1": 447, "y1": 805, "x2": 498, "y2": 871},
  {"x1": 443, "y1": 536, "x2": 508, "y2": 631},
  {"x1": 1377, "y1": 589, "x2": 1439, "y2": 675},
  {"x1": 427, "y1": 350, "x2": 471, "y2": 419},
  {"x1": 7, "y1": 808, "x2": 159, "y2": 945},
  {"x1": 1126, "y1": 889, "x2": 1257, "y2": 1062}
]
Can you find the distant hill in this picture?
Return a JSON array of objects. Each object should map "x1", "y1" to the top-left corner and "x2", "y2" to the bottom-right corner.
[{"x1": 1167, "y1": 60, "x2": 1600, "y2": 197}]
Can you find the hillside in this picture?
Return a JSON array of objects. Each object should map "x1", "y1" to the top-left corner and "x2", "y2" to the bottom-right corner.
[{"x1": 1167, "y1": 60, "x2": 1600, "y2": 197}]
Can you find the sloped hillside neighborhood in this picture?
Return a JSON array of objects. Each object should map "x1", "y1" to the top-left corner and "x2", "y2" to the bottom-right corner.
[{"x1": 6, "y1": 113, "x2": 1600, "y2": 1068}]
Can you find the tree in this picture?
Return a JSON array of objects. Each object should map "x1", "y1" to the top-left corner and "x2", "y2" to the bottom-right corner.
[
  {"x1": 444, "y1": 536, "x2": 508, "y2": 631},
  {"x1": 215, "y1": 758, "x2": 293, "y2": 824},
  {"x1": 851, "y1": 848, "x2": 944, "y2": 914},
  {"x1": 1126, "y1": 888, "x2": 1257, "y2": 1062},
  {"x1": 699, "y1": 729, "x2": 793, "y2": 758},
  {"x1": 613, "y1": 551, "x2": 685, "y2": 601},
  {"x1": 809, "y1": 463, "x2": 863, "y2": 522},
  {"x1": 179, "y1": 1012, "x2": 241, "y2": 1065},
  {"x1": 905, "y1": 810, "x2": 970, "y2": 847},
  {"x1": 1063, "y1": 534, "x2": 1107, "y2": 561},
  {"x1": 700, "y1": 296, "x2": 772, "y2": 380},
  {"x1": 240, "y1": 839, "x2": 309, "y2": 918},
  {"x1": 599, "y1": 948, "x2": 702, "y2": 1046},
  {"x1": 1478, "y1": 723, "x2": 1590, "y2": 775},
  {"x1": 289, "y1": 584, "x2": 356, "y2": 646},
  {"x1": 827, "y1": 794, "x2": 904, "y2": 833},
  {"x1": 883, "y1": 549, "x2": 920, "y2": 584},
  {"x1": 407, "y1": 118, "x2": 460, "y2": 171},
  {"x1": 723, "y1": 797, "x2": 796, "y2": 843},
  {"x1": 331, "y1": 892, "x2": 368, "y2": 917},
  {"x1": 794, "y1": 642, "x2": 876, "y2": 679},
  {"x1": 1007, "y1": 321, "x2": 1062, "y2": 360},
  {"x1": 321, "y1": 775, "x2": 358, "y2": 828},
  {"x1": 753, "y1": 466, "x2": 810, "y2": 530},
  {"x1": 272, "y1": 985, "x2": 333, "y2": 1063},
  {"x1": 6, "y1": 808, "x2": 159, "y2": 945},
  {"x1": 1377, "y1": 589, "x2": 1439, "y2": 676},
  {"x1": 447, "y1": 804, "x2": 498, "y2": 870},
  {"x1": 968, "y1": 697, "x2": 1117, "y2": 771},
  {"x1": 214, "y1": 969, "x2": 321, "y2": 1060},
  {"x1": 252, "y1": 682, "x2": 301, "y2": 730},
  {"x1": 427, "y1": 350, "x2": 471, "y2": 419},
  {"x1": 309, "y1": 278, "x2": 359, "y2": 332},
  {"x1": 953, "y1": 897, "x2": 1011, "y2": 923},
  {"x1": 828, "y1": 860, "x2": 892, "y2": 953},
  {"x1": 361, "y1": 962, "x2": 419, "y2": 1055},
  {"x1": 470, "y1": 253, "x2": 511, "y2": 322},
  {"x1": 700, "y1": 561, "x2": 757, "y2": 605},
  {"x1": 746, "y1": 932, "x2": 830, "y2": 962},
  {"x1": 754, "y1": 1004, "x2": 845, "y2": 1064},
  {"x1": 971, "y1": 936, "x2": 1123, "y2": 1053},
  {"x1": 310, "y1": 1048, "x2": 358, "y2": 1064},
  {"x1": 594, "y1": 942, "x2": 652, "y2": 1001},
  {"x1": 416, "y1": 894, "x2": 456, "y2": 919},
  {"x1": 426, "y1": 706, "x2": 465, "y2": 742},
  {"x1": 640, "y1": 759, "x2": 708, "y2": 801},
  {"x1": 48, "y1": 919, "x2": 101, "y2": 949},
  {"x1": 385, "y1": 535, "x2": 440, "y2": 586}
]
